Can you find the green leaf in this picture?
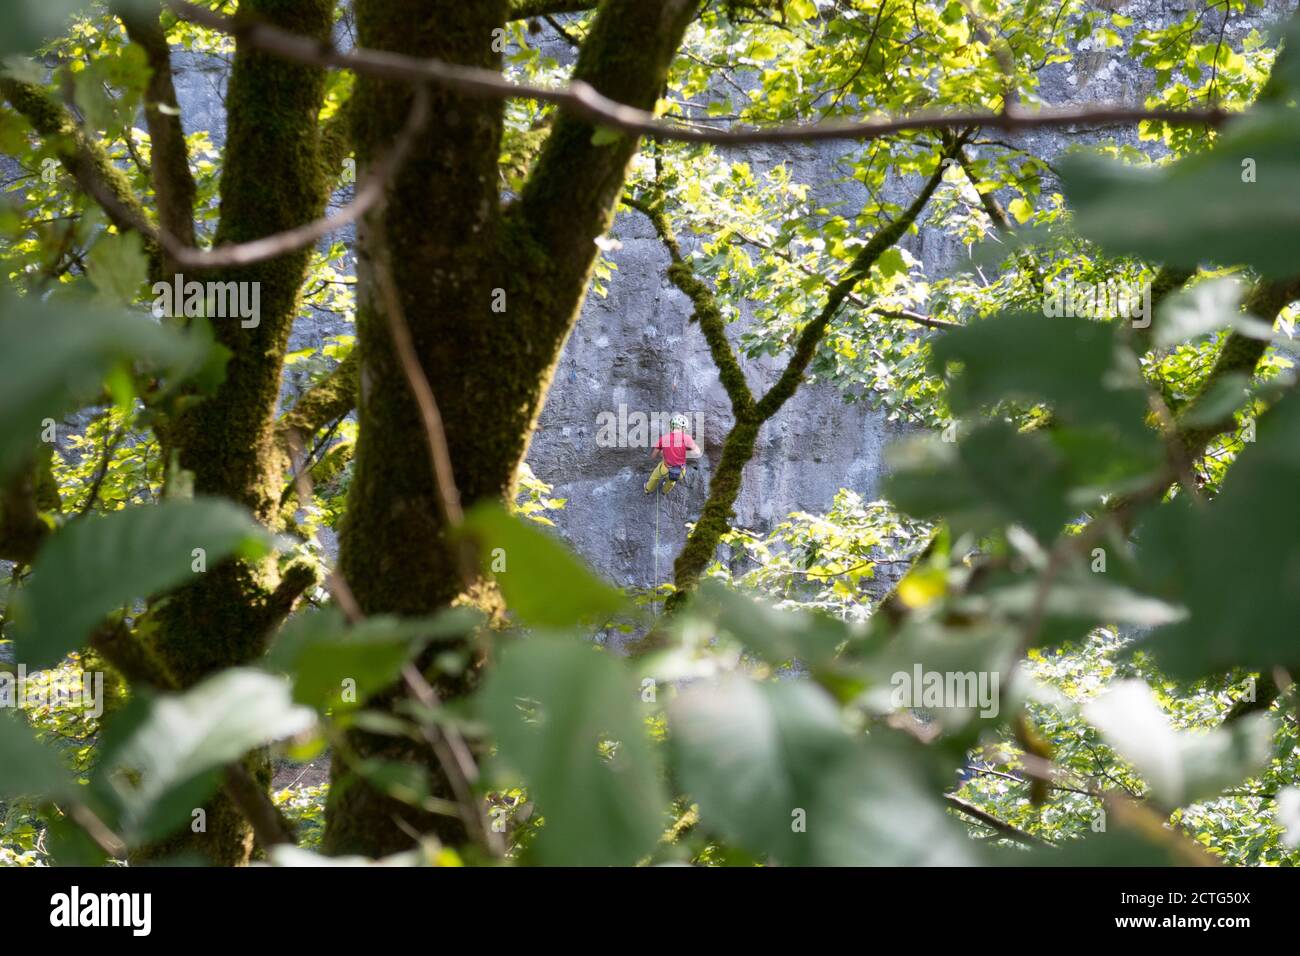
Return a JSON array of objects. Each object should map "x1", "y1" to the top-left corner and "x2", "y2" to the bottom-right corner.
[
  {"x1": 875, "y1": 247, "x2": 907, "y2": 278},
  {"x1": 1062, "y1": 105, "x2": 1300, "y2": 278},
  {"x1": 1178, "y1": 372, "x2": 1252, "y2": 428},
  {"x1": 1153, "y1": 278, "x2": 1273, "y2": 350},
  {"x1": 85, "y1": 231, "x2": 148, "y2": 306},
  {"x1": 11, "y1": 497, "x2": 275, "y2": 668},
  {"x1": 0, "y1": 0, "x2": 92, "y2": 56},
  {"x1": 1132, "y1": 390, "x2": 1300, "y2": 678},
  {"x1": 460, "y1": 503, "x2": 625, "y2": 629},
  {"x1": 0, "y1": 290, "x2": 216, "y2": 478},
  {"x1": 677, "y1": 578, "x2": 855, "y2": 669},
  {"x1": 0, "y1": 1, "x2": 163, "y2": 56},
  {"x1": 669, "y1": 677, "x2": 978, "y2": 865},
  {"x1": 479, "y1": 638, "x2": 667, "y2": 866},
  {"x1": 0, "y1": 711, "x2": 77, "y2": 801},
  {"x1": 886, "y1": 421, "x2": 1077, "y2": 543},
  {"x1": 352, "y1": 759, "x2": 440, "y2": 811},
  {"x1": 853, "y1": 617, "x2": 1020, "y2": 726},
  {"x1": 1274, "y1": 16, "x2": 1300, "y2": 98},
  {"x1": 930, "y1": 313, "x2": 1153, "y2": 449},
  {"x1": 265, "y1": 606, "x2": 481, "y2": 713},
  {"x1": 96, "y1": 668, "x2": 316, "y2": 842},
  {"x1": 1084, "y1": 680, "x2": 1274, "y2": 807},
  {"x1": 1008, "y1": 197, "x2": 1034, "y2": 224}
]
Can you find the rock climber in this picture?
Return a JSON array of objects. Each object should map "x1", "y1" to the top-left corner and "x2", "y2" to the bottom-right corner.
[{"x1": 644, "y1": 413, "x2": 701, "y2": 496}]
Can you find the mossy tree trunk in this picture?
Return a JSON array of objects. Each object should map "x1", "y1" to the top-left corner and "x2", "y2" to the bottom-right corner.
[
  {"x1": 324, "y1": 0, "x2": 701, "y2": 857},
  {"x1": 134, "y1": 0, "x2": 337, "y2": 865}
]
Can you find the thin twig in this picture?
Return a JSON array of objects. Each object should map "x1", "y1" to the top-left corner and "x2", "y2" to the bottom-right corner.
[
  {"x1": 1015, "y1": 470, "x2": 1172, "y2": 657},
  {"x1": 713, "y1": 222, "x2": 961, "y2": 331},
  {"x1": 944, "y1": 793, "x2": 1053, "y2": 847},
  {"x1": 76, "y1": 423, "x2": 127, "y2": 517},
  {"x1": 222, "y1": 763, "x2": 296, "y2": 848},
  {"x1": 63, "y1": 801, "x2": 129, "y2": 859},
  {"x1": 964, "y1": 763, "x2": 1094, "y2": 797},
  {"x1": 400, "y1": 663, "x2": 504, "y2": 857}
]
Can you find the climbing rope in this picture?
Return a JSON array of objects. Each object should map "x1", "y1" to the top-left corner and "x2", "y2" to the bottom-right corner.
[{"x1": 653, "y1": 484, "x2": 660, "y2": 612}]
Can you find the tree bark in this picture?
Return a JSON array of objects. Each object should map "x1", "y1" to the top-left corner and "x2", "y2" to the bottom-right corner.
[{"x1": 138, "y1": 0, "x2": 337, "y2": 865}]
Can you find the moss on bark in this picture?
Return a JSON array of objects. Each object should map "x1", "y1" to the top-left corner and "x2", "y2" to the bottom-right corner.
[
  {"x1": 151, "y1": 0, "x2": 334, "y2": 683},
  {"x1": 0, "y1": 77, "x2": 164, "y2": 278},
  {"x1": 324, "y1": 0, "x2": 511, "y2": 857}
]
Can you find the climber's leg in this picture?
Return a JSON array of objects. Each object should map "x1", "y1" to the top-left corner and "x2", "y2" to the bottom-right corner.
[
  {"x1": 644, "y1": 461, "x2": 668, "y2": 494},
  {"x1": 661, "y1": 464, "x2": 682, "y2": 495}
]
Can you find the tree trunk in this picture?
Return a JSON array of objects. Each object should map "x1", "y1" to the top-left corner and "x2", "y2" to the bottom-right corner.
[{"x1": 325, "y1": 0, "x2": 701, "y2": 856}]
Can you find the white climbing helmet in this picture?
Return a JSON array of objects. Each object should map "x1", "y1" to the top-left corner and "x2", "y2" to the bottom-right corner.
[{"x1": 670, "y1": 413, "x2": 690, "y2": 431}]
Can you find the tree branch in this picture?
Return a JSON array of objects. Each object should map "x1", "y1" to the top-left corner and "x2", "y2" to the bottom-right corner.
[
  {"x1": 0, "y1": 77, "x2": 163, "y2": 279},
  {"x1": 755, "y1": 141, "x2": 957, "y2": 420},
  {"x1": 317, "y1": 94, "x2": 355, "y2": 191},
  {"x1": 717, "y1": 222, "x2": 960, "y2": 331},
  {"x1": 509, "y1": 0, "x2": 598, "y2": 18},
  {"x1": 953, "y1": 146, "x2": 1014, "y2": 234},
  {"x1": 626, "y1": 196, "x2": 757, "y2": 420},
  {"x1": 1176, "y1": 277, "x2": 1300, "y2": 457},
  {"x1": 71, "y1": 87, "x2": 428, "y2": 271},
  {"x1": 276, "y1": 350, "x2": 359, "y2": 446},
  {"x1": 113, "y1": 0, "x2": 197, "y2": 269},
  {"x1": 944, "y1": 793, "x2": 1053, "y2": 848},
  {"x1": 0, "y1": 457, "x2": 53, "y2": 564},
  {"x1": 163, "y1": 0, "x2": 1228, "y2": 147},
  {"x1": 654, "y1": 144, "x2": 958, "y2": 609},
  {"x1": 222, "y1": 763, "x2": 296, "y2": 849},
  {"x1": 515, "y1": 0, "x2": 702, "y2": 281}
]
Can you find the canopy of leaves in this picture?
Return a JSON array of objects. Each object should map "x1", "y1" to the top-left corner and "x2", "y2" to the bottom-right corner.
[{"x1": 1, "y1": 0, "x2": 1298, "y2": 871}]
